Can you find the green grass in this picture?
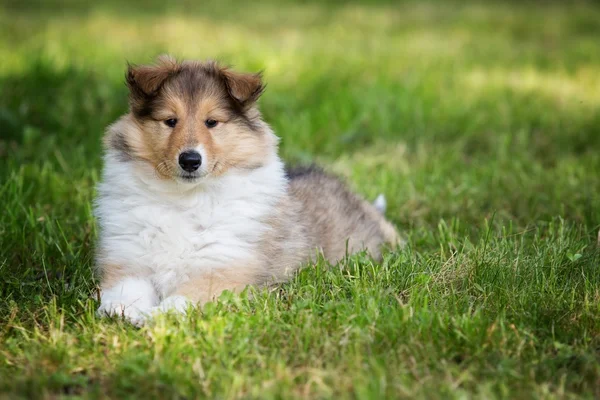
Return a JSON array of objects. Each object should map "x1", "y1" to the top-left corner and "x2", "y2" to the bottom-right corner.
[{"x1": 1, "y1": 0, "x2": 600, "y2": 398}]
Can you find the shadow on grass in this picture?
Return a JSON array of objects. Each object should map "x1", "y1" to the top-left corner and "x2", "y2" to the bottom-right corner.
[
  {"x1": 0, "y1": 60, "x2": 127, "y2": 166},
  {"x1": 0, "y1": 61, "x2": 121, "y2": 320}
]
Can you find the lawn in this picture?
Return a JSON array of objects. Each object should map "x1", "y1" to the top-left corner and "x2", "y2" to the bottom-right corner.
[{"x1": 1, "y1": 0, "x2": 600, "y2": 398}]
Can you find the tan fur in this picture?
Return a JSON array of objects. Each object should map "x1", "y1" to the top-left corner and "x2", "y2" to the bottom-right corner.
[
  {"x1": 220, "y1": 68, "x2": 264, "y2": 105},
  {"x1": 99, "y1": 56, "x2": 401, "y2": 309},
  {"x1": 127, "y1": 55, "x2": 180, "y2": 96},
  {"x1": 98, "y1": 263, "x2": 134, "y2": 290},
  {"x1": 173, "y1": 264, "x2": 265, "y2": 303}
]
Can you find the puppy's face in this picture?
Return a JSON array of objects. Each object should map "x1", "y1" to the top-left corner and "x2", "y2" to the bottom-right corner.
[{"x1": 108, "y1": 56, "x2": 276, "y2": 184}]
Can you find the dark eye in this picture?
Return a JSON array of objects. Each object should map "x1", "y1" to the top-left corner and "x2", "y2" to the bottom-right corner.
[
  {"x1": 205, "y1": 119, "x2": 218, "y2": 128},
  {"x1": 164, "y1": 118, "x2": 177, "y2": 128}
]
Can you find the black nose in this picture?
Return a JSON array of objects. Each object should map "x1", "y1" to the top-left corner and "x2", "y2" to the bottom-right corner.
[{"x1": 178, "y1": 151, "x2": 202, "y2": 172}]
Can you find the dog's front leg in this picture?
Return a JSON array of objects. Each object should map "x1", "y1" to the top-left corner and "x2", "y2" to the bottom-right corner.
[
  {"x1": 151, "y1": 266, "x2": 263, "y2": 315},
  {"x1": 97, "y1": 276, "x2": 159, "y2": 326}
]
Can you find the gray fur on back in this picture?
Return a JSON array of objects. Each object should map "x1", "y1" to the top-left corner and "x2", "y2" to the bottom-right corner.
[{"x1": 284, "y1": 165, "x2": 399, "y2": 262}]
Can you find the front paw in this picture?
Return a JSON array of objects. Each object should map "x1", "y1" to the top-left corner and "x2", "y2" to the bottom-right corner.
[
  {"x1": 148, "y1": 295, "x2": 193, "y2": 318},
  {"x1": 96, "y1": 277, "x2": 159, "y2": 327}
]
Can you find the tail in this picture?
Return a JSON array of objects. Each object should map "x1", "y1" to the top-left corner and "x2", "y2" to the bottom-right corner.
[
  {"x1": 372, "y1": 193, "x2": 404, "y2": 249},
  {"x1": 373, "y1": 194, "x2": 386, "y2": 214}
]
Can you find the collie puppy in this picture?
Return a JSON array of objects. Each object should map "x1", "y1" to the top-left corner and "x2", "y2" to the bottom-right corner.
[{"x1": 95, "y1": 55, "x2": 400, "y2": 325}]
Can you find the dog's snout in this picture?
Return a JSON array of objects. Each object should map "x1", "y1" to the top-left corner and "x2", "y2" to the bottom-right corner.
[{"x1": 178, "y1": 151, "x2": 202, "y2": 172}]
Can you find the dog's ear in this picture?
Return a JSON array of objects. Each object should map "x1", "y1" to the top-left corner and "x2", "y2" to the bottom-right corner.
[
  {"x1": 221, "y1": 68, "x2": 265, "y2": 108},
  {"x1": 126, "y1": 55, "x2": 180, "y2": 111}
]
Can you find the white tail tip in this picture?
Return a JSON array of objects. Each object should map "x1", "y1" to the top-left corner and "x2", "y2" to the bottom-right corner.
[{"x1": 373, "y1": 194, "x2": 386, "y2": 214}]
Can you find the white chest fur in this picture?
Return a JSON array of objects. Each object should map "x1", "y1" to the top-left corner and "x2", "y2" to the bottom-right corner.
[{"x1": 95, "y1": 152, "x2": 286, "y2": 297}]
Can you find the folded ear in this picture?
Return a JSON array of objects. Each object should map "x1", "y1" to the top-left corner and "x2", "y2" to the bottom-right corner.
[
  {"x1": 126, "y1": 55, "x2": 180, "y2": 101},
  {"x1": 221, "y1": 68, "x2": 265, "y2": 108}
]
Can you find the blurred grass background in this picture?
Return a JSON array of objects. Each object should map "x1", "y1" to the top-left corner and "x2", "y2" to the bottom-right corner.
[{"x1": 1, "y1": 0, "x2": 600, "y2": 398}]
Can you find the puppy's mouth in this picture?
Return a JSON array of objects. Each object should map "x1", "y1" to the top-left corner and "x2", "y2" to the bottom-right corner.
[{"x1": 177, "y1": 173, "x2": 204, "y2": 183}]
